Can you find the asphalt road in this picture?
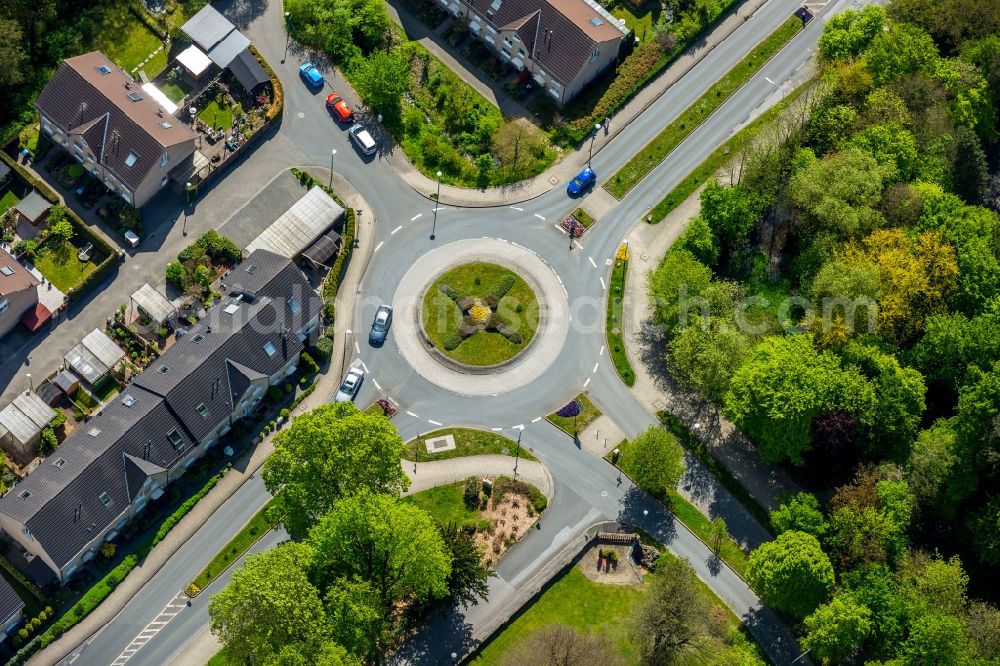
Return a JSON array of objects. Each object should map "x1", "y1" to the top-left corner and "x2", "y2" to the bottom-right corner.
[{"x1": 55, "y1": 0, "x2": 870, "y2": 662}]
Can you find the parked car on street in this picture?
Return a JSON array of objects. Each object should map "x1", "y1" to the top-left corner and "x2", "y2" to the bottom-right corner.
[
  {"x1": 348, "y1": 124, "x2": 377, "y2": 156},
  {"x1": 368, "y1": 304, "x2": 393, "y2": 346},
  {"x1": 334, "y1": 367, "x2": 364, "y2": 402},
  {"x1": 325, "y1": 93, "x2": 354, "y2": 123},
  {"x1": 567, "y1": 167, "x2": 596, "y2": 196},
  {"x1": 299, "y1": 62, "x2": 324, "y2": 89}
]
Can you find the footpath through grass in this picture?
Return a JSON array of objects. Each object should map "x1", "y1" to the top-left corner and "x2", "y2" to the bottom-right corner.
[
  {"x1": 606, "y1": 16, "x2": 803, "y2": 199},
  {"x1": 607, "y1": 245, "x2": 635, "y2": 386},
  {"x1": 646, "y1": 79, "x2": 814, "y2": 223},
  {"x1": 404, "y1": 427, "x2": 537, "y2": 462},
  {"x1": 187, "y1": 495, "x2": 283, "y2": 596},
  {"x1": 546, "y1": 393, "x2": 601, "y2": 437}
]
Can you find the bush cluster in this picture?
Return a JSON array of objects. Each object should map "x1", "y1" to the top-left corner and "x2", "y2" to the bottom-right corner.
[{"x1": 492, "y1": 476, "x2": 547, "y2": 513}]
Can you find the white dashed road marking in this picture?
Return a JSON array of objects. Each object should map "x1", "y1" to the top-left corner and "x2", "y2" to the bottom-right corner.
[
  {"x1": 584, "y1": 377, "x2": 591, "y2": 388},
  {"x1": 391, "y1": 225, "x2": 402, "y2": 235},
  {"x1": 360, "y1": 361, "x2": 369, "y2": 373},
  {"x1": 111, "y1": 592, "x2": 189, "y2": 665},
  {"x1": 373, "y1": 379, "x2": 382, "y2": 390},
  {"x1": 531, "y1": 416, "x2": 542, "y2": 423},
  {"x1": 599, "y1": 345, "x2": 605, "y2": 356},
  {"x1": 374, "y1": 241, "x2": 384, "y2": 253},
  {"x1": 354, "y1": 340, "x2": 360, "y2": 353},
  {"x1": 406, "y1": 410, "x2": 419, "y2": 417},
  {"x1": 514, "y1": 424, "x2": 524, "y2": 430},
  {"x1": 600, "y1": 277, "x2": 606, "y2": 290},
  {"x1": 411, "y1": 213, "x2": 423, "y2": 221},
  {"x1": 534, "y1": 213, "x2": 546, "y2": 220},
  {"x1": 428, "y1": 419, "x2": 443, "y2": 426},
  {"x1": 509, "y1": 206, "x2": 524, "y2": 212},
  {"x1": 765, "y1": 77, "x2": 775, "y2": 85},
  {"x1": 592, "y1": 362, "x2": 600, "y2": 373},
  {"x1": 491, "y1": 427, "x2": 503, "y2": 432},
  {"x1": 588, "y1": 256, "x2": 597, "y2": 268}
]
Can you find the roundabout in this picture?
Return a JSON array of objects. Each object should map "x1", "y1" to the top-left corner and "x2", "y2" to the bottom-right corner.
[{"x1": 392, "y1": 238, "x2": 570, "y2": 396}]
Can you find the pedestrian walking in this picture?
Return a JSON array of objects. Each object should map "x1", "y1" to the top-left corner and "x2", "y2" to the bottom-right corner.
[{"x1": 604, "y1": 117, "x2": 610, "y2": 133}]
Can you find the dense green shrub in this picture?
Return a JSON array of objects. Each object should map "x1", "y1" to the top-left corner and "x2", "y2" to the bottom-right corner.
[
  {"x1": 489, "y1": 274, "x2": 517, "y2": 300},
  {"x1": 313, "y1": 335, "x2": 334, "y2": 361}
]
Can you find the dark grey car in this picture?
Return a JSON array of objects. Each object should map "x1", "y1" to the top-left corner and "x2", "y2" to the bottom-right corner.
[{"x1": 368, "y1": 304, "x2": 393, "y2": 346}]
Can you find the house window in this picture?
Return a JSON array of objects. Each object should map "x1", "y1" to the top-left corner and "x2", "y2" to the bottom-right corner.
[
  {"x1": 158, "y1": 365, "x2": 170, "y2": 374},
  {"x1": 192, "y1": 334, "x2": 205, "y2": 344},
  {"x1": 263, "y1": 341, "x2": 277, "y2": 357},
  {"x1": 96, "y1": 64, "x2": 112, "y2": 75},
  {"x1": 590, "y1": 47, "x2": 599, "y2": 63},
  {"x1": 167, "y1": 430, "x2": 183, "y2": 447},
  {"x1": 0, "y1": 299, "x2": 8, "y2": 315},
  {"x1": 502, "y1": 37, "x2": 513, "y2": 48},
  {"x1": 518, "y1": 48, "x2": 526, "y2": 57},
  {"x1": 288, "y1": 297, "x2": 301, "y2": 313},
  {"x1": 161, "y1": 176, "x2": 168, "y2": 188},
  {"x1": 122, "y1": 191, "x2": 132, "y2": 204},
  {"x1": 501, "y1": 49, "x2": 512, "y2": 60},
  {"x1": 197, "y1": 403, "x2": 209, "y2": 418},
  {"x1": 21, "y1": 527, "x2": 33, "y2": 541},
  {"x1": 53, "y1": 458, "x2": 67, "y2": 468},
  {"x1": 18, "y1": 490, "x2": 31, "y2": 500},
  {"x1": 99, "y1": 492, "x2": 113, "y2": 508},
  {"x1": 125, "y1": 153, "x2": 138, "y2": 168},
  {"x1": 0, "y1": 266, "x2": 12, "y2": 275},
  {"x1": 160, "y1": 153, "x2": 169, "y2": 167},
  {"x1": 512, "y1": 33, "x2": 520, "y2": 42}
]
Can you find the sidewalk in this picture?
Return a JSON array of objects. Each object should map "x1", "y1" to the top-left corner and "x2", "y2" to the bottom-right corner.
[
  {"x1": 29, "y1": 173, "x2": 376, "y2": 666},
  {"x1": 618, "y1": 186, "x2": 801, "y2": 512},
  {"x1": 383, "y1": 0, "x2": 770, "y2": 207},
  {"x1": 404, "y1": 454, "x2": 554, "y2": 498}
]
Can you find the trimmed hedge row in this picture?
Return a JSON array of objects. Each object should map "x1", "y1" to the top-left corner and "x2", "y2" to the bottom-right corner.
[
  {"x1": 321, "y1": 207, "x2": 356, "y2": 323},
  {"x1": 249, "y1": 45, "x2": 284, "y2": 123},
  {"x1": 7, "y1": 473, "x2": 222, "y2": 665},
  {"x1": 128, "y1": 1, "x2": 167, "y2": 41},
  {"x1": 0, "y1": 149, "x2": 120, "y2": 302}
]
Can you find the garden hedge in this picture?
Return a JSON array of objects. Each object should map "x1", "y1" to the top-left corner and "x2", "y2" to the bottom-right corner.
[{"x1": 249, "y1": 45, "x2": 284, "y2": 122}]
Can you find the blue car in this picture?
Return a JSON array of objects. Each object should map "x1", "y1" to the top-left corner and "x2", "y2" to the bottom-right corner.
[
  {"x1": 567, "y1": 167, "x2": 596, "y2": 196},
  {"x1": 299, "y1": 62, "x2": 324, "y2": 89}
]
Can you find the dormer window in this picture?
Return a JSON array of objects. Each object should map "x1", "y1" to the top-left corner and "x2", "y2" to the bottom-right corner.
[
  {"x1": 99, "y1": 492, "x2": 113, "y2": 508},
  {"x1": 125, "y1": 152, "x2": 138, "y2": 167},
  {"x1": 263, "y1": 341, "x2": 277, "y2": 357},
  {"x1": 167, "y1": 430, "x2": 183, "y2": 447},
  {"x1": 197, "y1": 403, "x2": 210, "y2": 418}
]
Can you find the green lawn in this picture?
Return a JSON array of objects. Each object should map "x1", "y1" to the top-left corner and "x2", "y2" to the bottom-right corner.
[
  {"x1": 0, "y1": 191, "x2": 19, "y2": 215},
  {"x1": 546, "y1": 393, "x2": 602, "y2": 437},
  {"x1": 403, "y1": 482, "x2": 482, "y2": 527},
  {"x1": 95, "y1": 5, "x2": 166, "y2": 75},
  {"x1": 198, "y1": 100, "x2": 237, "y2": 131},
  {"x1": 606, "y1": 255, "x2": 635, "y2": 386},
  {"x1": 646, "y1": 80, "x2": 813, "y2": 223},
  {"x1": 159, "y1": 79, "x2": 192, "y2": 104},
  {"x1": 189, "y1": 496, "x2": 283, "y2": 594},
  {"x1": 422, "y1": 262, "x2": 540, "y2": 366},
  {"x1": 572, "y1": 207, "x2": 597, "y2": 229},
  {"x1": 612, "y1": 3, "x2": 660, "y2": 42},
  {"x1": 206, "y1": 646, "x2": 230, "y2": 665},
  {"x1": 470, "y1": 566, "x2": 648, "y2": 664},
  {"x1": 404, "y1": 427, "x2": 537, "y2": 462},
  {"x1": 35, "y1": 246, "x2": 97, "y2": 293},
  {"x1": 607, "y1": 16, "x2": 803, "y2": 198}
]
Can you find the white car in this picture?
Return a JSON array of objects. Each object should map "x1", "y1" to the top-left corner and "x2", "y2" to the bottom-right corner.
[
  {"x1": 348, "y1": 124, "x2": 377, "y2": 156},
  {"x1": 334, "y1": 367, "x2": 364, "y2": 403}
]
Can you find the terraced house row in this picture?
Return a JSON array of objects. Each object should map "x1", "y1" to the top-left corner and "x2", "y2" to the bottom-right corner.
[{"x1": 0, "y1": 250, "x2": 322, "y2": 583}]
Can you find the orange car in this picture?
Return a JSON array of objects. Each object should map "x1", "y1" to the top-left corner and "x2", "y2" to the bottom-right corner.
[{"x1": 325, "y1": 93, "x2": 354, "y2": 124}]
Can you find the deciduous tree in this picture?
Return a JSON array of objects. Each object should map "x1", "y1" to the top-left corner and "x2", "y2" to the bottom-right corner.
[
  {"x1": 632, "y1": 556, "x2": 711, "y2": 665},
  {"x1": 770, "y1": 492, "x2": 828, "y2": 538},
  {"x1": 621, "y1": 427, "x2": 685, "y2": 498},
  {"x1": 667, "y1": 321, "x2": 751, "y2": 405},
  {"x1": 503, "y1": 625, "x2": 622, "y2": 666},
  {"x1": 746, "y1": 531, "x2": 835, "y2": 619},
  {"x1": 802, "y1": 593, "x2": 873, "y2": 664},
  {"x1": 349, "y1": 48, "x2": 410, "y2": 122}
]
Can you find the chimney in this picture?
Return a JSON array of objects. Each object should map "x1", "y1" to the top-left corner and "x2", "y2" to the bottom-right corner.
[{"x1": 125, "y1": 81, "x2": 131, "y2": 90}]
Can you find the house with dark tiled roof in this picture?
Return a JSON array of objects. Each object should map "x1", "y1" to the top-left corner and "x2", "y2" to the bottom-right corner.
[
  {"x1": 0, "y1": 577, "x2": 24, "y2": 641},
  {"x1": 35, "y1": 51, "x2": 198, "y2": 208},
  {"x1": 449, "y1": 0, "x2": 629, "y2": 105},
  {"x1": 0, "y1": 250, "x2": 322, "y2": 583}
]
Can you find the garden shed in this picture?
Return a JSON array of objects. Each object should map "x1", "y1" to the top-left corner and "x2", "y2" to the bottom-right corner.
[
  {"x1": 64, "y1": 328, "x2": 125, "y2": 385},
  {"x1": 301, "y1": 232, "x2": 342, "y2": 269},
  {"x1": 13, "y1": 191, "x2": 51, "y2": 226},
  {"x1": 244, "y1": 186, "x2": 345, "y2": 260},
  {"x1": 227, "y1": 49, "x2": 269, "y2": 93},
  {"x1": 177, "y1": 44, "x2": 214, "y2": 82},
  {"x1": 0, "y1": 391, "x2": 56, "y2": 461},
  {"x1": 181, "y1": 5, "x2": 250, "y2": 69},
  {"x1": 131, "y1": 282, "x2": 176, "y2": 326}
]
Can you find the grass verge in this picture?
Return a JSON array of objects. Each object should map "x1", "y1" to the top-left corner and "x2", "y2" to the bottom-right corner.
[
  {"x1": 0, "y1": 190, "x2": 19, "y2": 215},
  {"x1": 403, "y1": 482, "x2": 481, "y2": 527},
  {"x1": 546, "y1": 393, "x2": 601, "y2": 437},
  {"x1": 658, "y1": 412, "x2": 774, "y2": 533},
  {"x1": 187, "y1": 495, "x2": 283, "y2": 597},
  {"x1": 571, "y1": 207, "x2": 596, "y2": 229},
  {"x1": 606, "y1": 251, "x2": 635, "y2": 386},
  {"x1": 646, "y1": 78, "x2": 814, "y2": 223},
  {"x1": 607, "y1": 16, "x2": 803, "y2": 199},
  {"x1": 404, "y1": 427, "x2": 537, "y2": 462}
]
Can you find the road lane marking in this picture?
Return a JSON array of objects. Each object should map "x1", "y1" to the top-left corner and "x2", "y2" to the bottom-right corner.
[
  {"x1": 374, "y1": 241, "x2": 384, "y2": 253},
  {"x1": 599, "y1": 345, "x2": 605, "y2": 356},
  {"x1": 765, "y1": 76, "x2": 775, "y2": 84},
  {"x1": 354, "y1": 340, "x2": 360, "y2": 353},
  {"x1": 360, "y1": 361, "x2": 369, "y2": 373},
  {"x1": 600, "y1": 277, "x2": 606, "y2": 290},
  {"x1": 509, "y1": 206, "x2": 524, "y2": 211},
  {"x1": 584, "y1": 377, "x2": 591, "y2": 388},
  {"x1": 428, "y1": 419, "x2": 443, "y2": 426},
  {"x1": 391, "y1": 225, "x2": 402, "y2": 234},
  {"x1": 411, "y1": 213, "x2": 422, "y2": 221},
  {"x1": 388, "y1": 396, "x2": 399, "y2": 405},
  {"x1": 373, "y1": 379, "x2": 382, "y2": 390},
  {"x1": 514, "y1": 424, "x2": 524, "y2": 430},
  {"x1": 406, "y1": 410, "x2": 418, "y2": 417},
  {"x1": 532, "y1": 416, "x2": 542, "y2": 423},
  {"x1": 491, "y1": 427, "x2": 503, "y2": 432},
  {"x1": 111, "y1": 592, "x2": 190, "y2": 665},
  {"x1": 795, "y1": 61, "x2": 805, "y2": 71},
  {"x1": 593, "y1": 362, "x2": 600, "y2": 373},
  {"x1": 553, "y1": 224, "x2": 565, "y2": 233},
  {"x1": 588, "y1": 256, "x2": 597, "y2": 268},
  {"x1": 534, "y1": 213, "x2": 546, "y2": 220}
]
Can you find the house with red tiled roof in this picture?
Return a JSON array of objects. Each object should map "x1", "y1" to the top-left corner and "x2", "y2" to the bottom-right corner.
[
  {"x1": 35, "y1": 51, "x2": 198, "y2": 208},
  {"x1": 450, "y1": 0, "x2": 629, "y2": 105}
]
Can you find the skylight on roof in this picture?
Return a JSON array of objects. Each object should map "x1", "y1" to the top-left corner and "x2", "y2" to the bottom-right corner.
[
  {"x1": 161, "y1": 121, "x2": 173, "y2": 129},
  {"x1": 96, "y1": 65, "x2": 112, "y2": 75},
  {"x1": 264, "y1": 341, "x2": 277, "y2": 357},
  {"x1": 157, "y1": 365, "x2": 170, "y2": 374},
  {"x1": 99, "y1": 492, "x2": 113, "y2": 508},
  {"x1": 491, "y1": 0, "x2": 502, "y2": 10},
  {"x1": 289, "y1": 297, "x2": 301, "y2": 314},
  {"x1": 19, "y1": 490, "x2": 31, "y2": 500},
  {"x1": 0, "y1": 266, "x2": 14, "y2": 276},
  {"x1": 246, "y1": 265, "x2": 259, "y2": 275},
  {"x1": 590, "y1": 17, "x2": 604, "y2": 26},
  {"x1": 127, "y1": 91, "x2": 143, "y2": 102},
  {"x1": 88, "y1": 427, "x2": 101, "y2": 437},
  {"x1": 197, "y1": 403, "x2": 210, "y2": 418},
  {"x1": 167, "y1": 429, "x2": 183, "y2": 447},
  {"x1": 192, "y1": 334, "x2": 205, "y2": 344},
  {"x1": 53, "y1": 458, "x2": 66, "y2": 468},
  {"x1": 122, "y1": 394, "x2": 136, "y2": 407},
  {"x1": 125, "y1": 152, "x2": 138, "y2": 167},
  {"x1": 224, "y1": 303, "x2": 241, "y2": 315}
]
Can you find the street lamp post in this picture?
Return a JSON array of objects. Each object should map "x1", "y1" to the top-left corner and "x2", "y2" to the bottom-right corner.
[
  {"x1": 329, "y1": 149, "x2": 337, "y2": 190},
  {"x1": 430, "y1": 171, "x2": 442, "y2": 240},
  {"x1": 513, "y1": 428, "x2": 522, "y2": 478},
  {"x1": 282, "y1": 12, "x2": 293, "y2": 64},
  {"x1": 588, "y1": 122, "x2": 602, "y2": 166},
  {"x1": 25, "y1": 373, "x2": 32, "y2": 392}
]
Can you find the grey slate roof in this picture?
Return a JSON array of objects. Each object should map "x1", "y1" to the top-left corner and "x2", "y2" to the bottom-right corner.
[
  {"x1": 13, "y1": 191, "x2": 52, "y2": 224},
  {"x1": 228, "y1": 48, "x2": 270, "y2": 92},
  {"x1": 181, "y1": 5, "x2": 250, "y2": 68},
  {"x1": 0, "y1": 577, "x2": 23, "y2": 624},
  {"x1": 0, "y1": 251, "x2": 320, "y2": 575}
]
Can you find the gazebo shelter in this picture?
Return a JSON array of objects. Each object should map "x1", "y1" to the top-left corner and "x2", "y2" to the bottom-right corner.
[
  {"x1": 0, "y1": 391, "x2": 56, "y2": 462},
  {"x1": 301, "y1": 232, "x2": 342, "y2": 270},
  {"x1": 244, "y1": 186, "x2": 345, "y2": 260},
  {"x1": 64, "y1": 328, "x2": 125, "y2": 386},
  {"x1": 131, "y1": 283, "x2": 176, "y2": 326},
  {"x1": 176, "y1": 44, "x2": 214, "y2": 82}
]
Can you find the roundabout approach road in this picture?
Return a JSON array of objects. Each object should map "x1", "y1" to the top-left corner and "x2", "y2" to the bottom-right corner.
[{"x1": 54, "y1": 0, "x2": 871, "y2": 662}]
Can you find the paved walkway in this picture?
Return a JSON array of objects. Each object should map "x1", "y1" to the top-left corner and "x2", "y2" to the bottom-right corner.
[
  {"x1": 384, "y1": 0, "x2": 771, "y2": 207},
  {"x1": 403, "y1": 454, "x2": 554, "y2": 498},
  {"x1": 29, "y1": 173, "x2": 375, "y2": 666},
  {"x1": 618, "y1": 184, "x2": 801, "y2": 512}
]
